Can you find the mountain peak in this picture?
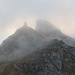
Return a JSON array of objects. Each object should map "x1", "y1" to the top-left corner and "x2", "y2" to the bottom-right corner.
[
  {"x1": 36, "y1": 19, "x2": 61, "y2": 39},
  {"x1": 0, "y1": 23, "x2": 46, "y2": 62},
  {"x1": 35, "y1": 19, "x2": 75, "y2": 46},
  {"x1": 36, "y1": 19, "x2": 59, "y2": 31},
  {"x1": 23, "y1": 22, "x2": 27, "y2": 27},
  {"x1": 0, "y1": 20, "x2": 75, "y2": 75}
]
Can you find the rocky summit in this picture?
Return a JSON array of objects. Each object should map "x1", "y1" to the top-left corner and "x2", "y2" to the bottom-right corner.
[
  {"x1": 0, "y1": 39, "x2": 75, "y2": 75},
  {"x1": 0, "y1": 20, "x2": 75, "y2": 75}
]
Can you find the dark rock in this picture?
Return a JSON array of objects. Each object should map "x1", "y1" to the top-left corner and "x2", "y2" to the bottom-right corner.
[{"x1": 0, "y1": 39, "x2": 75, "y2": 75}]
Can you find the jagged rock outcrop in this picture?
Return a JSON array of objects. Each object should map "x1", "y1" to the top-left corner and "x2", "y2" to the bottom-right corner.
[{"x1": 0, "y1": 39, "x2": 75, "y2": 75}]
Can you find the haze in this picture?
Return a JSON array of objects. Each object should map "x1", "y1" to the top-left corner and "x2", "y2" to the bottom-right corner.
[{"x1": 0, "y1": 0, "x2": 75, "y2": 44}]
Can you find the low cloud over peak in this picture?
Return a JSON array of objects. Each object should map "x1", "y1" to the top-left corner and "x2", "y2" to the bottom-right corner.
[{"x1": 0, "y1": 0, "x2": 75, "y2": 44}]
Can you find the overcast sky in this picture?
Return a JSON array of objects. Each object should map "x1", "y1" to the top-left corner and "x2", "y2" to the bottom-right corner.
[{"x1": 0, "y1": 0, "x2": 75, "y2": 44}]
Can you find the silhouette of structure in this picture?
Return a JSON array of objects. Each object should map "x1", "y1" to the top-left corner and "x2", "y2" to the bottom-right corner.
[{"x1": 23, "y1": 22, "x2": 27, "y2": 27}]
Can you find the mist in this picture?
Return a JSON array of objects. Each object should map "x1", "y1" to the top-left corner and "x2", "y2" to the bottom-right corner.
[
  {"x1": 0, "y1": 19, "x2": 75, "y2": 62},
  {"x1": 0, "y1": 23, "x2": 47, "y2": 62},
  {"x1": 0, "y1": 0, "x2": 75, "y2": 45},
  {"x1": 36, "y1": 20, "x2": 75, "y2": 46}
]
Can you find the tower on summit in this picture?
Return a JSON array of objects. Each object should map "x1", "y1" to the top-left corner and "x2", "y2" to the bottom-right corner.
[{"x1": 23, "y1": 22, "x2": 27, "y2": 27}]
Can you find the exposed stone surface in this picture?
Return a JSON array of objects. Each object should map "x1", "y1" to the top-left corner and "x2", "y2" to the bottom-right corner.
[
  {"x1": 0, "y1": 20, "x2": 75, "y2": 75},
  {"x1": 0, "y1": 39, "x2": 75, "y2": 75}
]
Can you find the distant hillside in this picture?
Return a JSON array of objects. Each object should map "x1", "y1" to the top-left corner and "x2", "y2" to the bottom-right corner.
[{"x1": 36, "y1": 20, "x2": 75, "y2": 46}]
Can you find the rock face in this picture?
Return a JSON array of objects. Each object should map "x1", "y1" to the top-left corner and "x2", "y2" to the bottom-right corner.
[
  {"x1": 0, "y1": 20, "x2": 75, "y2": 75},
  {"x1": 0, "y1": 25, "x2": 46, "y2": 62},
  {"x1": 36, "y1": 20, "x2": 75, "y2": 46},
  {"x1": 0, "y1": 39, "x2": 75, "y2": 75}
]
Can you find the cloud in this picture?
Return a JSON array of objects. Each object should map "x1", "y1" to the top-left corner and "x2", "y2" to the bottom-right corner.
[
  {"x1": 0, "y1": 0, "x2": 75, "y2": 44},
  {"x1": 4, "y1": 16, "x2": 36, "y2": 36},
  {"x1": 47, "y1": 13, "x2": 75, "y2": 38},
  {"x1": 0, "y1": 1, "x2": 7, "y2": 13}
]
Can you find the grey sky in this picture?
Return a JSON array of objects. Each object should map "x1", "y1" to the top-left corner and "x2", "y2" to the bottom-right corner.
[{"x1": 0, "y1": 0, "x2": 75, "y2": 44}]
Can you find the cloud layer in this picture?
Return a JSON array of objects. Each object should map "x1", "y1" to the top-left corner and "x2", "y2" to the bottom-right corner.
[{"x1": 0, "y1": 0, "x2": 75, "y2": 44}]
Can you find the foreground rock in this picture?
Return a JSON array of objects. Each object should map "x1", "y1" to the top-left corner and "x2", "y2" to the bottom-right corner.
[{"x1": 0, "y1": 39, "x2": 75, "y2": 75}]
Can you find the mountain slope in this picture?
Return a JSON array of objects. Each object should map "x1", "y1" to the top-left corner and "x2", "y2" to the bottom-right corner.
[
  {"x1": 0, "y1": 20, "x2": 75, "y2": 75},
  {"x1": 0, "y1": 25, "x2": 46, "y2": 62},
  {"x1": 0, "y1": 39, "x2": 75, "y2": 75},
  {"x1": 36, "y1": 20, "x2": 75, "y2": 46}
]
